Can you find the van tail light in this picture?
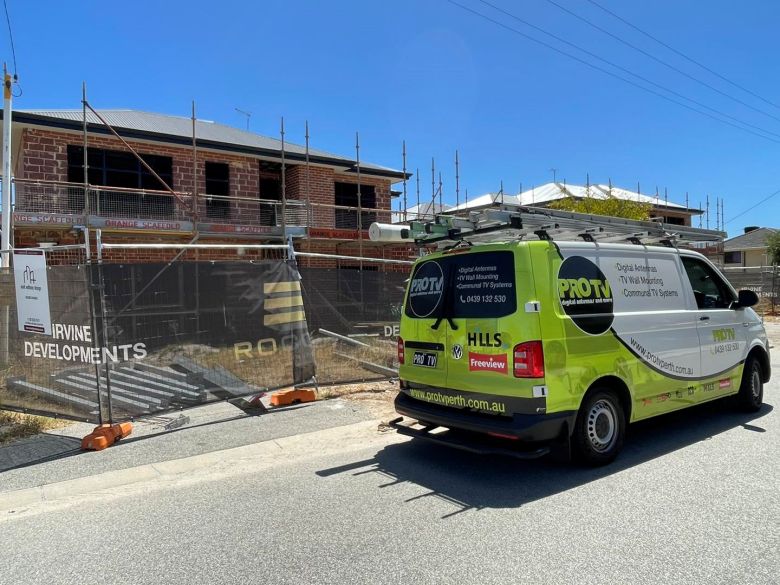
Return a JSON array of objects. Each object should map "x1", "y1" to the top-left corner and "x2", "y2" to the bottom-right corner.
[
  {"x1": 398, "y1": 337, "x2": 405, "y2": 365},
  {"x1": 513, "y1": 341, "x2": 544, "y2": 378}
]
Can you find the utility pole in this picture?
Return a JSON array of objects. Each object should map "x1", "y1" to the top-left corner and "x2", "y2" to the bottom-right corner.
[{"x1": 1, "y1": 64, "x2": 13, "y2": 267}]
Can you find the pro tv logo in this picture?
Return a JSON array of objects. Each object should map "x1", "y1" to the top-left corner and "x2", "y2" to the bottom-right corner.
[{"x1": 557, "y1": 256, "x2": 614, "y2": 335}]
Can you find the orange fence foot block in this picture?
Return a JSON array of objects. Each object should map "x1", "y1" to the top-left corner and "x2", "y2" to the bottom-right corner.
[
  {"x1": 270, "y1": 389, "x2": 317, "y2": 407},
  {"x1": 81, "y1": 422, "x2": 133, "y2": 451}
]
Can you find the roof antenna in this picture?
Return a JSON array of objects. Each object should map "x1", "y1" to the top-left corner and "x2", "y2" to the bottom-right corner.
[{"x1": 235, "y1": 108, "x2": 252, "y2": 130}]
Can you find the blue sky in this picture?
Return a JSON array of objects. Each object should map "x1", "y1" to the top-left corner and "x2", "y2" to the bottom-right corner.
[{"x1": 4, "y1": 0, "x2": 780, "y2": 236}]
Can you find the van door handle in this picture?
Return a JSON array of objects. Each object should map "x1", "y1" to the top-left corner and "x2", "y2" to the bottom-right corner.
[{"x1": 699, "y1": 316, "x2": 710, "y2": 321}]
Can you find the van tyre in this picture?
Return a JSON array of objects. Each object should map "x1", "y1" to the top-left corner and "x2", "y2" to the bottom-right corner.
[
  {"x1": 572, "y1": 389, "x2": 626, "y2": 466},
  {"x1": 736, "y1": 357, "x2": 763, "y2": 412}
]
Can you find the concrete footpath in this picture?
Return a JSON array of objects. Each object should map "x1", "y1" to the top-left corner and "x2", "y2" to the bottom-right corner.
[
  {"x1": 0, "y1": 394, "x2": 394, "y2": 496},
  {"x1": 0, "y1": 417, "x2": 405, "y2": 521}
]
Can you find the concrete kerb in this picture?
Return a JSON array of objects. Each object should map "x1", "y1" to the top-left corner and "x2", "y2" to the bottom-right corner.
[{"x1": 0, "y1": 419, "x2": 404, "y2": 519}]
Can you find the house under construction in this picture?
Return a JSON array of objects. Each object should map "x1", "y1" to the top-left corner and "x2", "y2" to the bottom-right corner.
[{"x1": 1, "y1": 108, "x2": 416, "y2": 266}]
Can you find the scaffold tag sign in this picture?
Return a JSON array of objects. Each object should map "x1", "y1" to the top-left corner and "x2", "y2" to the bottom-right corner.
[{"x1": 13, "y1": 249, "x2": 52, "y2": 335}]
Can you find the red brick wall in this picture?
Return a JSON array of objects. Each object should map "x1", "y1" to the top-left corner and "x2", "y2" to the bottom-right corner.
[
  {"x1": 16, "y1": 127, "x2": 409, "y2": 268},
  {"x1": 18, "y1": 128, "x2": 395, "y2": 229},
  {"x1": 287, "y1": 165, "x2": 335, "y2": 227},
  {"x1": 20, "y1": 131, "x2": 67, "y2": 182}
]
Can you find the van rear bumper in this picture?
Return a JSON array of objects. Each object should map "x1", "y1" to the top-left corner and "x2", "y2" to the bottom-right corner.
[{"x1": 395, "y1": 390, "x2": 576, "y2": 443}]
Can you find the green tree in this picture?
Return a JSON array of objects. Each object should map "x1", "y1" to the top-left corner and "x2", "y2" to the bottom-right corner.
[
  {"x1": 766, "y1": 230, "x2": 780, "y2": 265},
  {"x1": 546, "y1": 190, "x2": 652, "y2": 221}
]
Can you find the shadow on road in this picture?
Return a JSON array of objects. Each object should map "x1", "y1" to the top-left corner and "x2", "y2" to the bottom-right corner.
[
  {"x1": 0, "y1": 433, "x2": 83, "y2": 473},
  {"x1": 317, "y1": 399, "x2": 774, "y2": 518}
]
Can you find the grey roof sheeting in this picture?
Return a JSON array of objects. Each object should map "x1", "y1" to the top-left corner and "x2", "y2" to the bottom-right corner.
[
  {"x1": 724, "y1": 227, "x2": 778, "y2": 251},
  {"x1": 10, "y1": 109, "x2": 406, "y2": 179}
]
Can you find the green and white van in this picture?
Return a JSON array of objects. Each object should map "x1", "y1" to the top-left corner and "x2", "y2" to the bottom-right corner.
[{"x1": 395, "y1": 240, "x2": 771, "y2": 465}]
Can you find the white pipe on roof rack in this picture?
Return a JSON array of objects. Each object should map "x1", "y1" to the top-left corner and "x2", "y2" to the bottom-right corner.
[
  {"x1": 295, "y1": 251, "x2": 413, "y2": 265},
  {"x1": 100, "y1": 243, "x2": 289, "y2": 250}
]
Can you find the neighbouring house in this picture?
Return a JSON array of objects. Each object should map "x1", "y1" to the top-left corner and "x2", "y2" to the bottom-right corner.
[
  {"x1": 445, "y1": 182, "x2": 702, "y2": 226},
  {"x1": 723, "y1": 227, "x2": 778, "y2": 267},
  {"x1": 0, "y1": 108, "x2": 414, "y2": 266},
  {"x1": 391, "y1": 201, "x2": 452, "y2": 223}
]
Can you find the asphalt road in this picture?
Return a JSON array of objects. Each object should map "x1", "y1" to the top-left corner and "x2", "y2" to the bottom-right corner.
[{"x1": 2, "y1": 361, "x2": 778, "y2": 585}]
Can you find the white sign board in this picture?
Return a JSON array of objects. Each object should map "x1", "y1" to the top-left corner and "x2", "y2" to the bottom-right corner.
[{"x1": 13, "y1": 249, "x2": 52, "y2": 335}]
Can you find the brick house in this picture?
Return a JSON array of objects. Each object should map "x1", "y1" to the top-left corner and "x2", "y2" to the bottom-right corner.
[
  {"x1": 723, "y1": 227, "x2": 778, "y2": 267},
  {"x1": 1, "y1": 109, "x2": 416, "y2": 266},
  {"x1": 446, "y1": 182, "x2": 702, "y2": 226}
]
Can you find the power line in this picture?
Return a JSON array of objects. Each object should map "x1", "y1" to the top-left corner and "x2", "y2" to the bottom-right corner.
[
  {"x1": 584, "y1": 0, "x2": 780, "y2": 112},
  {"x1": 725, "y1": 187, "x2": 780, "y2": 226},
  {"x1": 454, "y1": 0, "x2": 777, "y2": 231},
  {"x1": 450, "y1": 1, "x2": 780, "y2": 144},
  {"x1": 541, "y1": 0, "x2": 780, "y2": 125},
  {"x1": 3, "y1": 0, "x2": 17, "y2": 76},
  {"x1": 476, "y1": 0, "x2": 780, "y2": 142}
]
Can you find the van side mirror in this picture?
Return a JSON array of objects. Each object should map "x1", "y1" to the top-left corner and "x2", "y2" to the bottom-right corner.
[{"x1": 736, "y1": 289, "x2": 759, "y2": 308}]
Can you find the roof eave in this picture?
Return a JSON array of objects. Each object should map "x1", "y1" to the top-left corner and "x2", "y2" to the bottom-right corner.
[{"x1": 8, "y1": 111, "x2": 408, "y2": 181}]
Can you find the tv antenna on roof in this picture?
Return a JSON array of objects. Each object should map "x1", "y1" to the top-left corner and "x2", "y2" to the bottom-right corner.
[{"x1": 235, "y1": 108, "x2": 252, "y2": 130}]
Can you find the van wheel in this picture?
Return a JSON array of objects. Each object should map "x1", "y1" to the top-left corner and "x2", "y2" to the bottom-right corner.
[
  {"x1": 572, "y1": 389, "x2": 626, "y2": 466},
  {"x1": 736, "y1": 358, "x2": 763, "y2": 412}
]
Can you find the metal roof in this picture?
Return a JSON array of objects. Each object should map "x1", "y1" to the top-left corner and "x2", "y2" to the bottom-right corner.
[
  {"x1": 724, "y1": 227, "x2": 777, "y2": 251},
  {"x1": 445, "y1": 182, "x2": 699, "y2": 213},
  {"x1": 519, "y1": 183, "x2": 695, "y2": 210},
  {"x1": 13, "y1": 109, "x2": 404, "y2": 178},
  {"x1": 391, "y1": 201, "x2": 452, "y2": 222},
  {"x1": 449, "y1": 192, "x2": 521, "y2": 211}
]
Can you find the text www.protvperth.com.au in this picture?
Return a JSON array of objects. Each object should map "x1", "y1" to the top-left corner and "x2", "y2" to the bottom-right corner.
[
  {"x1": 629, "y1": 337, "x2": 693, "y2": 376},
  {"x1": 409, "y1": 388, "x2": 507, "y2": 413}
]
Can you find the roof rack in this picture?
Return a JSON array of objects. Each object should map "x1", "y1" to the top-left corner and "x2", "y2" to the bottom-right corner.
[{"x1": 369, "y1": 205, "x2": 725, "y2": 247}]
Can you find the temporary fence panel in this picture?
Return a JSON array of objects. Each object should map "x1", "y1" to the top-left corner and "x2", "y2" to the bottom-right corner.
[
  {"x1": 722, "y1": 266, "x2": 779, "y2": 313},
  {"x1": 1, "y1": 240, "x2": 416, "y2": 423},
  {"x1": 0, "y1": 246, "x2": 102, "y2": 423},
  {"x1": 89, "y1": 253, "x2": 316, "y2": 420},
  {"x1": 298, "y1": 264, "x2": 409, "y2": 384}
]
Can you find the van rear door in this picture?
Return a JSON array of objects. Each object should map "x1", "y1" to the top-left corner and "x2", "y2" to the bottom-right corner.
[
  {"x1": 400, "y1": 255, "x2": 450, "y2": 386},
  {"x1": 444, "y1": 249, "x2": 530, "y2": 397}
]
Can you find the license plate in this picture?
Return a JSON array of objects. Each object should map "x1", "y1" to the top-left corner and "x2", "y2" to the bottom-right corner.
[{"x1": 412, "y1": 351, "x2": 437, "y2": 368}]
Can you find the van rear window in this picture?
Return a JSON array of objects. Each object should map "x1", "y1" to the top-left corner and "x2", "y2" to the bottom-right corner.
[{"x1": 405, "y1": 251, "x2": 516, "y2": 319}]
